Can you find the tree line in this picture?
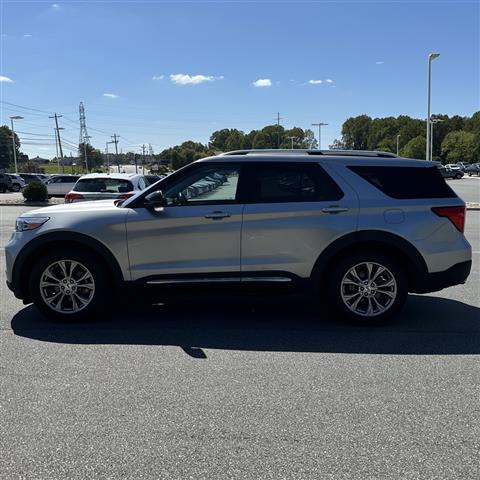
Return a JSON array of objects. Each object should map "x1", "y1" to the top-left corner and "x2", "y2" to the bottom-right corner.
[
  {"x1": 1, "y1": 112, "x2": 479, "y2": 172},
  {"x1": 331, "y1": 112, "x2": 480, "y2": 163}
]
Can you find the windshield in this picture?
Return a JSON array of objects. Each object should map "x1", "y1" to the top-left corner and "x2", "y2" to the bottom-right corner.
[{"x1": 74, "y1": 178, "x2": 134, "y2": 193}]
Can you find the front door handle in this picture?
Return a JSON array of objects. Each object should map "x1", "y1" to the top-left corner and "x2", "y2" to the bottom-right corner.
[
  {"x1": 321, "y1": 206, "x2": 349, "y2": 214},
  {"x1": 204, "y1": 211, "x2": 231, "y2": 220}
]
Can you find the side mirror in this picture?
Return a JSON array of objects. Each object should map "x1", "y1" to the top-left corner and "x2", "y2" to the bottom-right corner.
[{"x1": 144, "y1": 190, "x2": 166, "y2": 211}]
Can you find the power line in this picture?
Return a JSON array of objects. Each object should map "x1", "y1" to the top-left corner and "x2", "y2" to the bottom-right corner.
[{"x1": 0, "y1": 100, "x2": 53, "y2": 115}]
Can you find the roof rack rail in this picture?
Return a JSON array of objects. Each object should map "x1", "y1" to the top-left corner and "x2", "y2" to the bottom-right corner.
[{"x1": 220, "y1": 149, "x2": 398, "y2": 158}]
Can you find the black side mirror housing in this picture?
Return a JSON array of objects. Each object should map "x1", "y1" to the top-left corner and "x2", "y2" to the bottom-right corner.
[{"x1": 144, "y1": 190, "x2": 166, "y2": 211}]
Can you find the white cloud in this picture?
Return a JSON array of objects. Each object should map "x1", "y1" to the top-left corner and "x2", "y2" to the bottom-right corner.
[
  {"x1": 169, "y1": 74, "x2": 223, "y2": 85},
  {"x1": 52, "y1": 4, "x2": 60, "y2": 9},
  {"x1": 23, "y1": 34, "x2": 33, "y2": 37},
  {"x1": 252, "y1": 78, "x2": 272, "y2": 87},
  {"x1": 103, "y1": 93, "x2": 118, "y2": 98},
  {"x1": 376, "y1": 61, "x2": 384, "y2": 65},
  {"x1": 152, "y1": 75, "x2": 164, "y2": 80},
  {"x1": 0, "y1": 75, "x2": 13, "y2": 83},
  {"x1": 325, "y1": 79, "x2": 333, "y2": 83},
  {"x1": 308, "y1": 79, "x2": 323, "y2": 85}
]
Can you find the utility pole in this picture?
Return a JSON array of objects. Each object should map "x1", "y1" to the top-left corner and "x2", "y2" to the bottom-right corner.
[
  {"x1": 83, "y1": 135, "x2": 91, "y2": 173},
  {"x1": 111, "y1": 134, "x2": 120, "y2": 172},
  {"x1": 50, "y1": 113, "x2": 65, "y2": 172},
  {"x1": 54, "y1": 128, "x2": 60, "y2": 173},
  {"x1": 311, "y1": 122, "x2": 328, "y2": 150},
  {"x1": 396, "y1": 134, "x2": 401, "y2": 156},
  {"x1": 133, "y1": 152, "x2": 138, "y2": 173},
  {"x1": 142, "y1": 144, "x2": 146, "y2": 173},
  {"x1": 106, "y1": 141, "x2": 114, "y2": 171},
  {"x1": 9, "y1": 116, "x2": 23, "y2": 174}
]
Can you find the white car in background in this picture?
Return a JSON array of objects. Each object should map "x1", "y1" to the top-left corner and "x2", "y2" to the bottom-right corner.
[
  {"x1": 65, "y1": 173, "x2": 147, "y2": 203},
  {"x1": 45, "y1": 175, "x2": 81, "y2": 198}
]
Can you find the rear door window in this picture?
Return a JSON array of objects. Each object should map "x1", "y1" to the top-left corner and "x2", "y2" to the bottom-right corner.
[
  {"x1": 244, "y1": 162, "x2": 344, "y2": 203},
  {"x1": 348, "y1": 166, "x2": 456, "y2": 199}
]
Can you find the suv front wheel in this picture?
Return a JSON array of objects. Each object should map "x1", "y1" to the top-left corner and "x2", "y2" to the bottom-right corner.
[
  {"x1": 29, "y1": 249, "x2": 108, "y2": 321},
  {"x1": 328, "y1": 251, "x2": 407, "y2": 324}
]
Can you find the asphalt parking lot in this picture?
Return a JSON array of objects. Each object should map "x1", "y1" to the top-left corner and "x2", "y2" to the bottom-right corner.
[{"x1": 1, "y1": 192, "x2": 479, "y2": 478}]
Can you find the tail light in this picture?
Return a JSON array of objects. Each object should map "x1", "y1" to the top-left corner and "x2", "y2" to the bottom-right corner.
[
  {"x1": 117, "y1": 192, "x2": 134, "y2": 200},
  {"x1": 432, "y1": 206, "x2": 466, "y2": 232},
  {"x1": 65, "y1": 193, "x2": 85, "y2": 203}
]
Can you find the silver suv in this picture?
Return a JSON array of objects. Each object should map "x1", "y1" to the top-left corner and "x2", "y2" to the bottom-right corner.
[{"x1": 5, "y1": 150, "x2": 472, "y2": 323}]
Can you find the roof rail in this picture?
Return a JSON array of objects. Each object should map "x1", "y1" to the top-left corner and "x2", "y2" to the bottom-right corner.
[{"x1": 220, "y1": 149, "x2": 398, "y2": 158}]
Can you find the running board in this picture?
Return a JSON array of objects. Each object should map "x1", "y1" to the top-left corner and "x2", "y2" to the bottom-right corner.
[{"x1": 146, "y1": 276, "x2": 292, "y2": 285}]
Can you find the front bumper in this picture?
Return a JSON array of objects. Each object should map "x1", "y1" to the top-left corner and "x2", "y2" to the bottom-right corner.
[{"x1": 410, "y1": 260, "x2": 472, "y2": 294}]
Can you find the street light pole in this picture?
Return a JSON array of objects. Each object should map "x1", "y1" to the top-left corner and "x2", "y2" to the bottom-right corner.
[
  {"x1": 9, "y1": 116, "x2": 23, "y2": 174},
  {"x1": 396, "y1": 134, "x2": 401, "y2": 156},
  {"x1": 426, "y1": 53, "x2": 440, "y2": 160},
  {"x1": 311, "y1": 122, "x2": 328, "y2": 150}
]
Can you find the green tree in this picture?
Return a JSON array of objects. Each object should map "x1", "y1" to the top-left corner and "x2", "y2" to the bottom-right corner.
[
  {"x1": 341, "y1": 115, "x2": 372, "y2": 150},
  {"x1": 329, "y1": 139, "x2": 345, "y2": 150},
  {"x1": 0, "y1": 125, "x2": 20, "y2": 170},
  {"x1": 441, "y1": 130, "x2": 476, "y2": 163},
  {"x1": 79, "y1": 143, "x2": 104, "y2": 169},
  {"x1": 400, "y1": 136, "x2": 426, "y2": 159},
  {"x1": 210, "y1": 128, "x2": 246, "y2": 151},
  {"x1": 252, "y1": 131, "x2": 270, "y2": 149},
  {"x1": 224, "y1": 130, "x2": 246, "y2": 151}
]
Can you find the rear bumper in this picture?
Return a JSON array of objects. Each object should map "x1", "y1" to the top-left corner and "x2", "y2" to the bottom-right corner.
[{"x1": 410, "y1": 260, "x2": 472, "y2": 294}]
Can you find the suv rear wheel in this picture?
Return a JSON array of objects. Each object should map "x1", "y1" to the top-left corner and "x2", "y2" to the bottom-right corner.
[
  {"x1": 327, "y1": 251, "x2": 407, "y2": 324},
  {"x1": 29, "y1": 249, "x2": 108, "y2": 321}
]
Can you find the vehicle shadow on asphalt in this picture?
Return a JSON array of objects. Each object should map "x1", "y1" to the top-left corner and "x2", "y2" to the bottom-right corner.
[{"x1": 10, "y1": 294, "x2": 480, "y2": 356}]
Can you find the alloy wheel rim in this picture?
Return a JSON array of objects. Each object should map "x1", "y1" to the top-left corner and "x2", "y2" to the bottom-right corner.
[
  {"x1": 39, "y1": 260, "x2": 95, "y2": 314},
  {"x1": 340, "y1": 262, "x2": 397, "y2": 317}
]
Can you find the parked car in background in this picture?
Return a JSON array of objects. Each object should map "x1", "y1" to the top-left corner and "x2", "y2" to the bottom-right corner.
[
  {"x1": 45, "y1": 175, "x2": 81, "y2": 198},
  {"x1": 444, "y1": 164, "x2": 462, "y2": 171},
  {"x1": 7, "y1": 174, "x2": 26, "y2": 192},
  {"x1": 144, "y1": 174, "x2": 164, "y2": 186},
  {"x1": 65, "y1": 173, "x2": 147, "y2": 203},
  {"x1": 456, "y1": 162, "x2": 470, "y2": 171},
  {"x1": 438, "y1": 166, "x2": 464, "y2": 179},
  {"x1": 18, "y1": 173, "x2": 47, "y2": 185},
  {"x1": 465, "y1": 163, "x2": 480, "y2": 176},
  {"x1": 0, "y1": 172, "x2": 13, "y2": 193}
]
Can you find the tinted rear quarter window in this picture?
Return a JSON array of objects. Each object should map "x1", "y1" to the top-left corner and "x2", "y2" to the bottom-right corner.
[{"x1": 348, "y1": 165, "x2": 456, "y2": 199}]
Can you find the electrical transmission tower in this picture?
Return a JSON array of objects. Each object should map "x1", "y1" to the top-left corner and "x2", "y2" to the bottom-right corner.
[{"x1": 79, "y1": 102, "x2": 90, "y2": 146}]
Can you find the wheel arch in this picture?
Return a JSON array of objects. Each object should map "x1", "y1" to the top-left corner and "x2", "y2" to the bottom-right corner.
[
  {"x1": 12, "y1": 231, "x2": 125, "y2": 303},
  {"x1": 311, "y1": 230, "x2": 428, "y2": 291}
]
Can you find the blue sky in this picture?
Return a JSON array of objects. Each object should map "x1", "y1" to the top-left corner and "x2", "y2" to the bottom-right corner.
[{"x1": 0, "y1": 0, "x2": 478, "y2": 158}]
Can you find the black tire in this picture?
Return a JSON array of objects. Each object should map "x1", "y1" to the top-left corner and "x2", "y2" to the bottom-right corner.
[
  {"x1": 0, "y1": 184, "x2": 6, "y2": 193},
  {"x1": 326, "y1": 251, "x2": 408, "y2": 325},
  {"x1": 29, "y1": 248, "x2": 110, "y2": 322},
  {"x1": 455, "y1": 173, "x2": 462, "y2": 179},
  {"x1": 11, "y1": 184, "x2": 20, "y2": 192}
]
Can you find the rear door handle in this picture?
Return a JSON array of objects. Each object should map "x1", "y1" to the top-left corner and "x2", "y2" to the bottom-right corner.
[
  {"x1": 204, "y1": 211, "x2": 231, "y2": 219},
  {"x1": 321, "y1": 206, "x2": 349, "y2": 214}
]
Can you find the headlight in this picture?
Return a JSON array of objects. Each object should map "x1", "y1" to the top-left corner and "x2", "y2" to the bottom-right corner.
[{"x1": 15, "y1": 217, "x2": 50, "y2": 232}]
